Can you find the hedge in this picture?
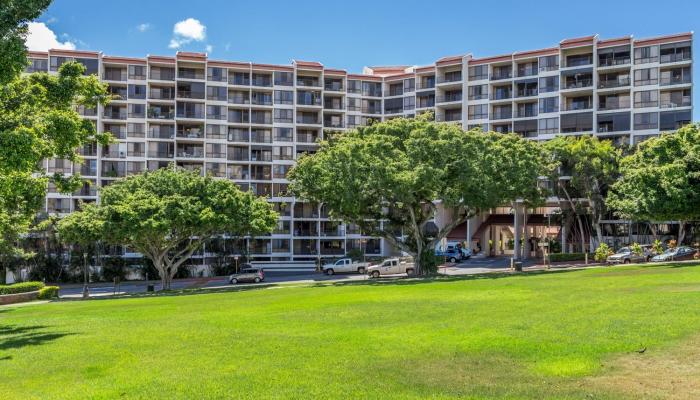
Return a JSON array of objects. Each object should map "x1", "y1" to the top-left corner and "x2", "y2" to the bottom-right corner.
[
  {"x1": 549, "y1": 253, "x2": 594, "y2": 263},
  {"x1": 37, "y1": 286, "x2": 60, "y2": 300},
  {"x1": 0, "y1": 281, "x2": 45, "y2": 295}
]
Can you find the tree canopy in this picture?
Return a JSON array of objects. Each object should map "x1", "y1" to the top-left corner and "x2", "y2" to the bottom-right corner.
[
  {"x1": 543, "y1": 135, "x2": 621, "y2": 249},
  {"x1": 289, "y1": 116, "x2": 545, "y2": 274},
  {"x1": 58, "y1": 168, "x2": 278, "y2": 289},
  {"x1": 0, "y1": 0, "x2": 51, "y2": 84},
  {"x1": 608, "y1": 124, "x2": 700, "y2": 243}
]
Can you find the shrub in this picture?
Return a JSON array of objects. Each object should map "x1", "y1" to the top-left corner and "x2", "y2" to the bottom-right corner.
[
  {"x1": 0, "y1": 281, "x2": 45, "y2": 295},
  {"x1": 630, "y1": 242, "x2": 643, "y2": 256},
  {"x1": 101, "y1": 257, "x2": 128, "y2": 282},
  {"x1": 594, "y1": 243, "x2": 613, "y2": 263},
  {"x1": 37, "y1": 286, "x2": 60, "y2": 299},
  {"x1": 668, "y1": 239, "x2": 677, "y2": 249},
  {"x1": 549, "y1": 253, "x2": 593, "y2": 262},
  {"x1": 652, "y1": 239, "x2": 664, "y2": 255}
]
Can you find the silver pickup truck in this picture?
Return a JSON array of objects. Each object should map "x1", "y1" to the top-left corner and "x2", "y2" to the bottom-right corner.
[
  {"x1": 366, "y1": 258, "x2": 415, "y2": 278},
  {"x1": 322, "y1": 258, "x2": 370, "y2": 275}
]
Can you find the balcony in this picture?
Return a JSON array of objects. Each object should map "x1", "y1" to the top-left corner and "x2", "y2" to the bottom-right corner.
[
  {"x1": 251, "y1": 95, "x2": 273, "y2": 106},
  {"x1": 563, "y1": 78, "x2": 593, "y2": 90},
  {"x1": 598, "y1": 77, "x2": 630, "y2": 89},
  {"x1": 148, "y1": 150, "x2": 174, "y2": 158},
  {"x1": 660, "y1": 96, "x2": 691, "y2": 109},
  {"x1": 177, "y1": 89, "x2": 205, "y2": 100},
  {"x1": 229, "y1": 74, "x2": 250, "y2": 86},
  {"x1": 437, "y1": 74, "x2": 462, "y2": 84},
  {"x1": 297, "y1": 77, "x2": 321, "y2": 87},
  {"x1": 297, "y1": 114, "x2": 321, "y2": 125},
  {"x1": 416, "y1": 80, "x2": 435, "y2": 90},
  {"x1": 598, "y1": 56, "x2": 631, "y2": 67},
  {"x1": 490, "y1": 91, "x2": 512, "y2": 101},
  {"x1": 176, "y1": 147, "x2": 204, "y2": 158},
  {"x1": 103, "y1": 69, "x2": 127, "y2": 81},
  {"x1": 436, "y1": 93, "x2": 462, "y2": 103},
  {"x1": 565, "y1": 54, "x2": 593, "y2": 68},
  {"x1": 660, "y1": 75, "x2": 692, "y2": 86},
  {"x1": 176, "y1": 127, "x2": 204, "y2": 139},
  {"x1": 324, "y1": 81, "x2": 344, "y2": 91},
  {"x1": 149, "y1": 88, "x2": 175, "y2": 100},
  {"x1": 516, "y1": 88, "x2": 538, "y2": 98},
  {"x1": 177, "y1": 68, "x2": 205, "y2": 80},
  {"x1": 323, "y1": 100, "x2": 344, "y2": 110},
  {"x1": 323, "y1": 119, "x2": 344, "y2": 129},
  {"x1": 148, "y1": 127, "x2": 175, "y2": 139},
  {"x1": 562, "y1": 102, "x2": 592, "y2": 112},
  {"x1": 150, "y1": 69, "x2": 175, "y2": 81},
  {"x1": 147, "y1": 107, "x2": 175, "y2": 120},
  {"x1": 297, "y1": 92, "x2": 322, "y2": 106},
  {"x1": 250, "y1": 113, "x2": 272, "y2": 125},
  {"x1": 490, "y1": 70, "x2": 512, "y2": 81},
  {"x1": 251, "y1": 76, "x2": 272, "y2": 87},
  {"x1": 103, "y1": 109, "x2": 127, "y2": 120},
  {"x1": 490, "y1": 111, "x2": 512, "y2": 120},
  {"x1": 660, "y1": 49, "x2": 692, "y2": 64},
  {"x1": 598, "y1": 98, "x2": 630, "y2": 111}
]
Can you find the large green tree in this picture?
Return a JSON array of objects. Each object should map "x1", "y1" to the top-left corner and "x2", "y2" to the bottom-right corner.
[
  {"x1": 0, "y1": 0, "x2": 51, "y2": 84},
  {"x1": 0, "y1": 0, "x2": 111, "y2": 259},
  {"x1": 608, "y1": 124, "x2": 700, "y2": 244},
  {"x1": 58, "y1": 168, "x2": 278, "y2": 290},
  {"x1": 544, "y1": 135, "x2": 621, "y2": 250},
  {"x1": 289, "y1": 116, "x2": 545, "y2": 274}
]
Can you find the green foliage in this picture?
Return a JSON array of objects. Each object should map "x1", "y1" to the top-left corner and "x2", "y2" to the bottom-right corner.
[
  {"x1": 0, "y1": 0, "x2": 52, "y2": 84},
  {"x1": 344, "y1": 248, "x2": 364, "y2": 262},
  {"x1": 289, "y1": 117, "x2": 545, "y2": 274},
  {"x1": 630, "y1": 242, "x2": 643, "y2": 256},
  {"x1": 548, "y1": 253, "x2": 592, "y2": 262},
  {"x1": 608, "y1": 124, "x2": 700, "y2": 239},
  {"x1": 100, "y1": 257, "x2": 128, "y2": 282},
  {"x1": 0, "y1": 281, "x2": 44, "y2": 295},
  {"x1": 37, "y1": 285, "x2": 59, "y2": 299},
  {"x1": 419, "y1": 250, "x2": 442, "y2": 274},
  {"x1": 594, "y1": 243, "x2": 613, "y2": 262},
  {"x1": 652, "y1": 239, "x2": 664, "y2": 255},
  {"x1": 58, "y1": 167, "x2": 277, "y2": 289}
]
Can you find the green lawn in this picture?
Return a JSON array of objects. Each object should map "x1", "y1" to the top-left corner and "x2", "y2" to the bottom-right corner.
[{"x1": 2, "y1": 263, "x2": 700, "y2": 399}]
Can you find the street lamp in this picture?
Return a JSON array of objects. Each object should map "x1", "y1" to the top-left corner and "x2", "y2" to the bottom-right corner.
[{"x1": 82, "y1": 252, "x2": 90, "y2": 299}]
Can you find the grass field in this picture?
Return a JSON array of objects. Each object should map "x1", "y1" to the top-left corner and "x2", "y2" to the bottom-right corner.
[{"x1": 2, "y1": 263, "x2": 700, "y2": 399}]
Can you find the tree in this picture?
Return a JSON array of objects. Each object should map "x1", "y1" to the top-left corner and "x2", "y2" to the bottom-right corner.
[
  {"x1": 58, "y1": 168, "x2": 278, "y2": 289},
  {"x1": 288, "y1": 116, "x2": 545, "y2": 275},
  {"x1": 0, "y1": 0, "x2": 51, "y2": 84},
  {"x1": 608, "y1": 124, "x2": 700, "y2": 244},
  {"x1": 544, "y1": 135, "x2": 621, "y2": 250}
]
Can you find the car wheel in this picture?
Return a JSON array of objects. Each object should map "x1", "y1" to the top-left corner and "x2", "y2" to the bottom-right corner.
[
  {"x1": 624, "y1": 259, "x2": 631, "y2": 264},
  {"x1": 230, "y1": 278, "x2": 238, "y2": 284},
  {"x1": 449, "y1": 257, "x2": 457, "y2": 263},
  {"x1": 371, "y1": 271, "x2": 380, "y2": 278},
  {"x1": 406, "y1": 268, "x2": 415, "y2": 276},
  {"x1": 254, "y1": 277, "x2": 261, "y2": 283},
  {"x1": 326, "y1": 269, "x2": 334, "y2": 276},
  {"x1": 357, "y1": 267, "x2": 365, "y2": 274}
]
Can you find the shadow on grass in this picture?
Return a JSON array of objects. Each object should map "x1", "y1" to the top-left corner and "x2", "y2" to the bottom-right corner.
[{"x1": 0, "y1": 324, "x2": 74, "y2": 352}]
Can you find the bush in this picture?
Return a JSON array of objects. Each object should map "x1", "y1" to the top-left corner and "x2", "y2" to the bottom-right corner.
[
  {"x1": 0, "y1": 281, "x2": 45, "y2": 295},
  {"x1": 101, "y1": 257, "x2": 128, "y2": 282},
  {"x1": 630, "y1": 242, "x2": 643, "y2": 256},
  {"x1": 549, "y1": 253, "x2": 593, "y2": 262},
  {"x1": 37, "y1": 286, "x2": 60, "y2": 299},
  {"x1": 594, "y1": 243, "x2": 613, "y2": 262}
]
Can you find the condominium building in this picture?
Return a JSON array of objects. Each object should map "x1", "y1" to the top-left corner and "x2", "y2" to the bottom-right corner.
[{"x1": 25, "y1": 32, "x2": 692, "y2": 266}]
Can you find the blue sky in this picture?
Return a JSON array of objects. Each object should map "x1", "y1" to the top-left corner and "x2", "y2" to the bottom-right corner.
[{"x1": 32, "y1": 0, "x2": 697, "y2": 109}]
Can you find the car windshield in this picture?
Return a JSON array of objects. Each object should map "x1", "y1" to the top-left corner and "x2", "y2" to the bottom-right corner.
[
  {"x1": 662, "y1": 248, "x2": 677, "y2": 255},
  {"x1": 241, "y1": 269, "x2": 257, "y2": 273},
  {"x1": 617, "y1": 247, "x2": 630, "y2": 254}
]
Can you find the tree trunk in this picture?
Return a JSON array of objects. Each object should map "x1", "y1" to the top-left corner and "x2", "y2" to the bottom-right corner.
[
  {"x1": 648, "y1": 223, "x2": 658, "y2": 241},
  {"x1": 576, "y1": 215, "x2": 586, "y2": 253},
  {"x1": 678, "y1": 221, "x2": 686, "y2": 245}
]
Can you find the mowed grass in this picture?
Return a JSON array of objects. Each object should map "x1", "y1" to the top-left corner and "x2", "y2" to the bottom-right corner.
[{"x1": 2, "y1": 263, "x2": 700, "y2": 399}]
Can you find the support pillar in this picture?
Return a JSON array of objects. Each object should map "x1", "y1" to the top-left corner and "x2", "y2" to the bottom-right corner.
[
  {"x1": 513, "y1": 205, "x2": 521, "y2": 260},
  {"x1": 522, "y1": 208, "x2": 530, "y2": 259},
  {"x1": 561, "y1": 224, "x2": 567, "y2": 254}
]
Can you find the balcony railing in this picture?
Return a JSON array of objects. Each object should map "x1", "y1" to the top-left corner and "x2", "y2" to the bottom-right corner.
[
  {"x1": 598, "y1": 57, "x2": 631, "y2": 67},
  {"x1": 564, "y1": 79, "x2": 593, "y2": 89},
  {"x1": 660, "y1": 97, "x2": 691, "y2": 108},
  {"x1": 516, "y1": 89, "x2": 538, "y2": 97},
  {"x1": 148, "y1": 129, "x2": 175, "y2": 139},
  {"x1": 437, "y1": 75, "x2": 462, "y2": 84},
  {"x1": 659, "y1": 76, "x2": 692, "y2": 86},
  {"x1": 436, "y1": 94, "x2": 462, "y2": 103},
  {"x1": 296, "y1": 79, "x2": 321, "y2": 87},
  {"x1": 297, "y1": 116, "x2": 321, "y2": 124},
  {"x1": 177, "y1": 149, "x2": 204, "y2": 158},
  {"x1": 598, "y1": 77, "x2": 630, "y2": 89},
  {"x1": 660, "y1": 52, "x2": 692, "y2": 64},
  {"x1": 148, "y1": 151, "x2": 174, "y2": 158},
  {"x1": 490, "y1": 72, "x2": 512, "y2": 81},
  {"x1": 562, "y1": 102, "x2": 592, "y2": 111},
  {"x1": 147, "y1": 108, "x2": 175, "y2": 120},
  {"x1": 229, "y1": 76, "x2": 250, "y2": 86},
  {"x1": 324, "y1": 82, "x2": 344, "y2": 91},
  {"x1": 598, "y1": 99, "x2": 631, "y2": 111},
  {"x1": 177, "y1": 90, "x2": 205, "y2": 99},
  {"x1": 323, "y1": 120, "x2": 344, "y2": 128}
]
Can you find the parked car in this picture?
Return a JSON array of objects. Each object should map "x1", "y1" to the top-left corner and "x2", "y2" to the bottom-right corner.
[
  {"x1": 606, "y1": 247, "x2": 647, "y2": 265},
  {"x1": 435, "y1": 248, "x2": 462, "y2": 263},
  {"x1": 322, "y1": 258, "x2": 370, "y2": 275},
  {"x1": 228, "y1": 267, "x2": 264, "y2": 284},
  {"x1": 367, "y1": 258, "x2": 415, "y2": 278},
  {"x1": 651, "y1": 246, "x2": 697, "y2": 262}
]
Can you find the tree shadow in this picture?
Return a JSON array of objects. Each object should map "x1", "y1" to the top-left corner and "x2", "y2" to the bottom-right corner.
[{"x1": 0, "y1": 324, "x2": 74, "y2": 352}]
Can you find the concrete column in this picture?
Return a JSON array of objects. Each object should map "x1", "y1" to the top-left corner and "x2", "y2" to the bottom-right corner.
[
  {"x1": 513, "y1": 205, "x2": 521, "y2": 259},
  {"x1": 561, "y1": 224, "x2": 567, "y2": 254},
  {"x1": 522, "y1": 209, "x2": 530, "y2": 259}
]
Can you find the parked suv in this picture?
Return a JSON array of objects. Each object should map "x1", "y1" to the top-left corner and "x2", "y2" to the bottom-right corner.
[
  {"x1": 651, "y1": 246, "x2": 697, "y2": 262},
  {"x1": 228, "y1": 267, "x2": 264, "y2": 284},
  {"x1": 435, "y1": 248, "x2": 462, "y2": 263},
  {"x1": 606, "y1": 247, "x2": 647, "y2": 265}
]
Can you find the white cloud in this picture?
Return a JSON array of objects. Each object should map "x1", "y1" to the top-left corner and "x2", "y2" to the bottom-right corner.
[
  {"x1": 168, "y1": 18, "x2": 206, "y2": 49},
  {"x1": 205, "y1": 44, "x2": 213, "y2": 53},
  {"x1": 25, "y1": 22, "x2": 75, "y2": 51},
  {"x1": 136, "y1": 23, "x2": 151, "y2": 32}
]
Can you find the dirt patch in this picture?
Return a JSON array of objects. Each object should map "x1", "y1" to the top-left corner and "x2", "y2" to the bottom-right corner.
[{"x1": 589, "y1": 335, "x2": 700, "y2": 400}]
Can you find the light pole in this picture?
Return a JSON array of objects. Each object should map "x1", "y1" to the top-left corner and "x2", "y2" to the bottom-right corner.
[{"x1": 82, "y1": 251, "x2": 90, "y2": 299}]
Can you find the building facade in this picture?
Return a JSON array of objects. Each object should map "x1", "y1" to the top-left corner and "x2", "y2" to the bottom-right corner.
[{"x1": 25, "y1": 32, "x2": 692, "y2": 266}]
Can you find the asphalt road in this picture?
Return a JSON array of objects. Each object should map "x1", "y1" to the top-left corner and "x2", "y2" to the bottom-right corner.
[{"x1": 59, "y1": 256, "x2": 538, "y2": 298}]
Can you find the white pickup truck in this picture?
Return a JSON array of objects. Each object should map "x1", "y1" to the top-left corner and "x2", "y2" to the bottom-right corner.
[
  {"x1": 322, "y1": 258, "x2": 370, "y2": 275},
  {"x1": 366, "y1": 258, "x2": 415, "y2": 278}
]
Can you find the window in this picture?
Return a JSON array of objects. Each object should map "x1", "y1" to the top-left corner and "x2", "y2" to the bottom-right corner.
[
  {"x1": 274, "y1": 109, "x2": 293, "y2": 123},
  {"x1": 660, "y1": 89, "x2": 691, "y2": 108},
  {"x1": 128, "y1": 65, "x2": 146, "y2": 80},
  {"x1": 274, "y1": 71, "x2": 293, "y2": 86},
  {"x1": 274, "y1": 90, "x2": 293, "y2": 105},
  {"x1": 538, "y1": 117, "x2": 559, "y2": 134},
  {"x1": 517, "y1": 61, "x2": 538, "y2": 77},
  {"x1": 468, "y1": 104, "x2": 488, "y2": 120},
  {"x1": 468, "y1": 65, "x2": 488, "y2": 80},
  {"x1": 633, "y1": 112, "x2": 658, "y2": 130},
  {"x1": 273, "y1": 146, "x2": 294, "y2": 160},
  {"x1": 597, "y1": 112, "x2": 630, "y2": 133},
  {"x1": 403, "y1": 96, "x2": 415, "y2": 110},
  {"x1": 659, "y1": 41, "x2": 692, "y2": 63},
  {"x1": 560, "y1": 112, "x2": 593, "y2": 133},
  {"x1": 659, "y1": 67, "x2": 691, "y2": 86},
  {"x1": 634, "y1": 46, "x2": 659, "y2": 64},
  {"x1": 513, "y1": 119, "x2": 538, "y2": 137},
  {"x1": 634, "y1": 68, "x2": 658, "y2": 86},
  {"x1": 403, "y1": 78, "x2": 415, "y2": 93},
  {"x1": 25, "y1": 58, "x2": 48, "y2": 73},
  {"x1": 207, "y1": 67, "x2": 227, "y2": 82},
  {"x1": 539, "y1": 55, "x2": 559, "y2": 72},
  {"x1": 468, "y1": 85, "x2": 488, "y2": 100},
  {"x1": 659, "y1": 110, "x2": 691, "y2": 130},
  {"x1": 128, "y1": 104, "x2": 145, "y2": 118},
  {"x1": 207, "y1": 86, "x2": 227, "y2": 101},
  {"x1": 538, "y1": 76, "x2": 559, "y2": 93},
  {"x1": 274, "y1": 127, "x2": 293, "y2": 142},
  {"x1": 127, "y1": 84, "x2": 146, "y2": 99},
  {"x1": 634, "y1": 90, "x2": 658, "y2": 108},
  {"x1": 539, "y1": 97, "x2": 559, "y2": 114}
]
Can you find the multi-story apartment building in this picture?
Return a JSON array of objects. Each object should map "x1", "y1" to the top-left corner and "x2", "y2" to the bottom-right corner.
[{"x1": 25, "y1": 32, "x2": 692, "y2": 267}]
